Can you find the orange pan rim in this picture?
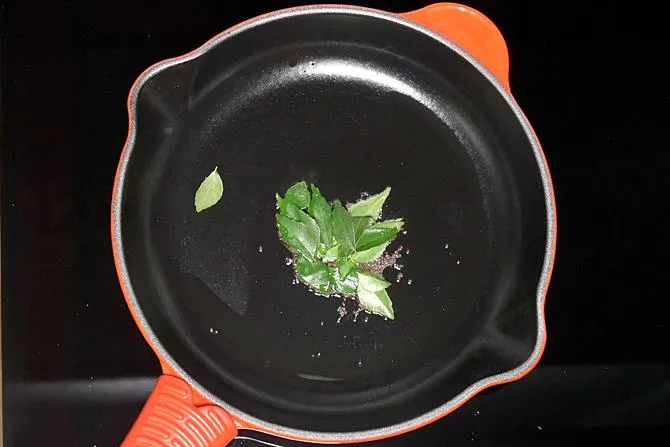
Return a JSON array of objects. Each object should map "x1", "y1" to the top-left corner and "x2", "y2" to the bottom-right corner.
[{"x1": 110, "y1": 4, "x2": 557, "y2": 444}]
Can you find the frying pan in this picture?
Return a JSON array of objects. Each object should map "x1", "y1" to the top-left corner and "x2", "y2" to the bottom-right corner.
[{"x1": 112, "y1": 3, "x2": 556, "y2": 445}]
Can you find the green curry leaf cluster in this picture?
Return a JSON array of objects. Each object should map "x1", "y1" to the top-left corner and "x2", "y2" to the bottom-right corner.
[{"x1": 276, "y1": 181, "x2": 404, "y2": 319}]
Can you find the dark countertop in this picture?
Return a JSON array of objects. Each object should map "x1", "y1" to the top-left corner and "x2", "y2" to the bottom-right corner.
[{"x1": 2, "y1": 0, "x2": 669, "y2": 446}]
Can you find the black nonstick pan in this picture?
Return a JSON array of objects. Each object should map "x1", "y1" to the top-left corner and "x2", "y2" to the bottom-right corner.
[{"x1": 112, "y1": 4, "x2": 556, "y2": 445}]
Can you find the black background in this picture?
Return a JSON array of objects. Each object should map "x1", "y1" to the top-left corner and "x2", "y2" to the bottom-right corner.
[{"x1": 1, "y1": 0, "x2": 669, "y2": 446}]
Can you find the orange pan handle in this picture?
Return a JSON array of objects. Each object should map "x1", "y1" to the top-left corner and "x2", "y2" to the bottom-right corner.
[
  {"x1": 120, "y1": 373, "x2": 238, "y2": 446},
  {"x1": 401, "y1": 3, "x2": 511, "y2": 92}
]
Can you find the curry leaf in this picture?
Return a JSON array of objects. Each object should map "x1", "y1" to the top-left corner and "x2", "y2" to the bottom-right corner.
[
  {"x1": 357, "y1": 271, "x2": 394, "y2": 319},
  {"x1": 308, "y1": 185, "x2": 333, "y2": 245},
  {"x1": 194, "y1": 167, "x2": 224, "y2": 212},
  {"x1": 354, "y1": 219, "x2": 403, "y2": 252},
  {"x1": 357, "y1": 277, "x2": 394, "y2": 319},
  {"x1": 331, "y1": 266, "x2": 359, "y2": 296},
  {"x1": 284, "y1": 181, "x2": 310, "y2": 209},
  {"x1": 283, "y1": 201, "x2": 320, "y2": 236},
  {"x1": 351, "y1": 242, "x2": 389, "y2": 263},
  {"x1": 279, "y1": 202, "x2": 321, "y2": 252},
  {"x1": 280, "y1": 200, "x2": 307, "y2": 221},
  {"x1": 332, "y1": 201, "x2": 356, "y2": 255},
  {"x1": 356, "y1": 226, "x2": 399, "y2": 252},
  {"x1": 296, "y1": 255, "x2": 332, "y2": 295},
  {"x1": 357, "y1": 271, "x2": 392, "y2": 292},
  {"x1": 352, "y1": 216, "x2": 371, "y2": 245},
  {"x1": 347, "y1": 187, "x2": 391, "y2": 220},
  {"x1": 277, "y1": 214, "x2": 319, "y2": 257}
]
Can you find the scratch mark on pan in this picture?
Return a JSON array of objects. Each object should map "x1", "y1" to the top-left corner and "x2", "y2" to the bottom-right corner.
[
  {"x1": 296, "y1": 373, "x2": 345, "y2": 382},
  {"x1": 407, "y1": 335, "x2": 420, "y2": 350},
  {"x1": 234, "y1": 436, "x2": 285, "y2": 447}
]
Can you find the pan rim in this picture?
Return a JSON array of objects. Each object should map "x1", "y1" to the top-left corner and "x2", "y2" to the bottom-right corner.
[{"x1": 111, "y1": 4, "x2": 557, "y2": 443}]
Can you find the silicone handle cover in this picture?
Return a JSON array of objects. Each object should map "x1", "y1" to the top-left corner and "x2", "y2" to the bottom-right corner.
[{"x1": 120, "y1": 375, "x2": 237, "y2": 447}]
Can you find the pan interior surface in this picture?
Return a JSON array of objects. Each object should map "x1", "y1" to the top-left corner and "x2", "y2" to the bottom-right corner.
[{"x1": 119, "y1": 11, "x2": 547, "y2": 433}]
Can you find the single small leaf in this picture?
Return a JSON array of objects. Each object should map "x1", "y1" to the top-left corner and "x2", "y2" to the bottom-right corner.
[
  {"x1": 331, "y1": 201, "x2": 356, "y2": 255},
  {"x1": 309, "y1": 185, "x2": 333, "y2": 245},
  {"x1": 354, "y1": 219, "x2": 402, "y2": 251},
  {"x1": 282, "y1": 202, "x2": 320, "y2": 232},
  {"x1": 284, "y1": 181, "x2": 310, "y2": 209},
  {"x1": 351, "y1": 242, "x2": 389, "y2": 263},
  {"x1": 280, "y1": 202, "x2": 321, "y2": 250},
  {"x1": 194, "y1": 167, "x2": 224, "y2": 212},
  {"x1": 277, "y1": 214, "x2": 319, "y2": 257},
  {"x1": 322, "y1": 245, "x2": 339, "y2": 262},
  {"x1": 338, "y1": 259, "x2": 356, "y2": 279},
  {"x1": 347, "y1": 187, "x2": 391, "y2": 220},
  {"x1": 281, "y1": 201, "x2": 306, "y2": 221},
  {"x1": 357, "y1": 287, "x2": 395, "y2": 319},
  {"x1": 352, "y1": 216, "x2": 371, "y2": 245},
  {"x1": 331, "y1": 266, "x2": 359, "y2": 296},
  {"x1": 296, "y1": 255, "x2": 332, "y2": 295},
  {"x1": 357, "y1": 271, "x2": 394, "y2": 319},
  {"x1": 357, "y1": 271, "x2": 392, "y2": 292},
  {"x1": 356, "y1": 226, "x2": 399, "y2": 252}
]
